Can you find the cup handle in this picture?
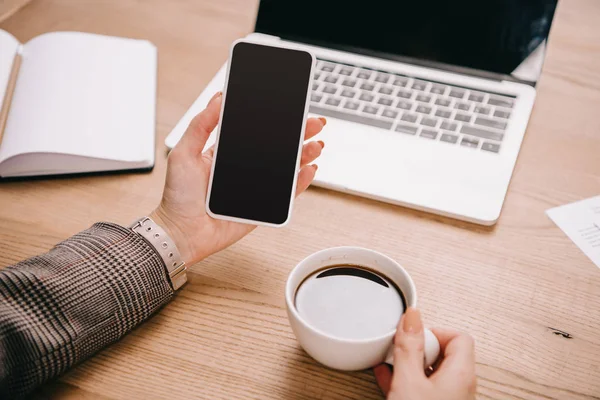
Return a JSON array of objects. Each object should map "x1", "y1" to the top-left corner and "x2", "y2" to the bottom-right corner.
[{"x1": 384, "y1": 328, "x2": 441, "y2": 368}]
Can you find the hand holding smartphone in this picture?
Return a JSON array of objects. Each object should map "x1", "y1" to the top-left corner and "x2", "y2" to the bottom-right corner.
[{"x1": 206, "y1": 40, "x2": 315, "y2": 227}]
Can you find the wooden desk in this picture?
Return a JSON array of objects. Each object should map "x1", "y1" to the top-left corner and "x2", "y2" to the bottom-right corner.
[{"x1": 1, "y1": 1, "x2": 599, "y2": 399}]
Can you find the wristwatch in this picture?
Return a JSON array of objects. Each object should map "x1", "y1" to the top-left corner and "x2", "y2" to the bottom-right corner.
[{"x1": 129, "y1": 216, "x2": 187, "y2": 290}]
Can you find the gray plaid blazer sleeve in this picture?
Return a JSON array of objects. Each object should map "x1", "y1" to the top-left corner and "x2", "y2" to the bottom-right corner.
[{"x1": 0, "y1": 222, "x2": 174, "y2": 398}]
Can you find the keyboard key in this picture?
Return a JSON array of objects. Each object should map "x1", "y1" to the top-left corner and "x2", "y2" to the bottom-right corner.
[
  {"x1": 454, "y1": 113, "x2": 471, "y2": 123},
  {"x1": 375, "y1": 73, "x2": 390, "y2": 83},
  {"x1": 342, "y1": 79, "x2": 357, "y2": 87},
  {"x1": 440, "y1": 133, "x2": 458, "y2": 143},
  {"x1": 382, "y1": 108, "x2": 398, "y2": 119},
  {"x1": 481, "y1": 142, "x2": 500, "y2": 153},
  {"x1": 474, "y1": 106, "x2": 490, "y2": 115},
  {"x1": 396, "y1": 100, "x2": 412, "y2": 110},
  {"x1": 321, "y1": 64, "x2": 334, "y2": 72},
  {"x1": 339, "y1": 66, "x2": 353, "y2": 76},
  {"x1": 344, "y1": 101, "x2": 360, "y2": 110},
  {"x1": 401, "y1": 113, "x2": 418, "y2": 123},
  {"x1": 441, "y1": 121, "x2": 457, "y2": 131},
  {"x1": 393, "y1": 76, "x2": 408, "y2": 86},
  {"x1": 323, "y1": 85, "x2": 337, "y2": 94},
  {"x1": 362, "y1": 104, "x2": 380, "y2": 114},
  {"x1": 314, "y1": 72, "x2": 321, "y2": 80},
  {"x1": 461, "y1": 137, "x2": 479, "y2": 148},
  {"x1": 449, "y1": 89, "x2": 465, "y2": 98},
  {"x1": 416, "y1": 105, "x2": 432, "y2": 114},
  {"x1": 309, "y1": 105, "x2": 393, "y2": 129},
  {"x1": 397, "y1": 90, "x2": 412, "y2": 99},
  {"x1": 379, "y1": 86, "x2": 394, "y2": 95},
  {"x1": 325, "y1": 97, "x2": 341, "y2": 107},
  {"x1": 430, "y1": 84, "x2": 446, "y2": 95},
  {"x1": 468, "y1": 92, "x2": 485, "y2": 102},
  {"x1": 420, "y1": 129, "x2": 438, "y2": 140},
  {"x1": 361, "y1": 82, "x2": 375, "y2": 91},
  {"x1": 416, "y1": 94, "x2": 431, "y2": 103},
  {"x1": 488, "y1": 96, "x2": 514, "y2": 108},
  {"x1": 494, "y1": 109, "x2": 511, "y2": 119},
  {"x1": 460, "y1": 125, "x2": 504, "y2": 141},
  {"x1": 411, "y1": 80, "x2": 428, "y2": 91},
  {"x1": 435, "y1": 109, "x2": 452, "y2": 118},
  {"x1": 312, "y1": 83, "x2": 319, "y2": 91},
  {"x1": 395, "y1": 123, "x2": 418, "y2": 135},
  {"x1": 474, "y1": 117, "x2": 507, "y2": 130},
  {"x1": 311, "y1": 93, "x2": 323, "y2": 103},
  {"x1": 456, "y1": 102, "x2": 470, "y2": 111},
  {"x1": 341, "y1": 89, "x2": 356, "y2": 98},
  {"x1": 359, "y1": 93, "x2": 374, "y2": 102},
  {"x1": 421, "y1": 117, "x2": 438, "y2": 127},
  {"x1": 435, "y1": 98, "x2": 451, "y2": 107},
  {"x1": 324, "y1": 75, "x2": 338, "y2": 84},
  {"x1": 378, "y1": 97, "x2": 393, "y2": 106},
  {"x1": 357, "y1": 70, "x2": 372, "y2": 79}
]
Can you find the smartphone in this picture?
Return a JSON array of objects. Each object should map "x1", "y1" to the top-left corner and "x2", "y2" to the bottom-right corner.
[{"x1": 206, "y1": 40, "x2": 315, "y2": 227}]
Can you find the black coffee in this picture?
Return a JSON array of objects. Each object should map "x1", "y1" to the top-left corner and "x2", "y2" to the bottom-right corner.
[{"x1": 295, "y1": 265, "x2": 406, "y2": 340}]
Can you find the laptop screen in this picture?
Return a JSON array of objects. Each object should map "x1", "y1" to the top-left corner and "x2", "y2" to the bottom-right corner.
[{"x1": 255, "y1": 0, "x2": 558, "y2": 82}]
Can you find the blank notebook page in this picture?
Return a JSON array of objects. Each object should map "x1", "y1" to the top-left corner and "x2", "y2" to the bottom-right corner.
[{"x1": 0, "y1": 32, "x2": 156, "y2": 164}]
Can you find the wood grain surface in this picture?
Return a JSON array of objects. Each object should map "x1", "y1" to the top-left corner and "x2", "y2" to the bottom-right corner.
[
  {"x1": 1, "y1": 0, "x2": 599, "y2": 399},
  {"x1": 0, "y1": 0, "x2": 30, "y2": 23}
]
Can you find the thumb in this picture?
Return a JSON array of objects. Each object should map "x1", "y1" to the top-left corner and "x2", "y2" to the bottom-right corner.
[
  {"x1": 392, "y1": 308, "x2": 427, "y2": 386},
  {"x1": 177, "y1": 91, "x2": 223, "y2": 156}
]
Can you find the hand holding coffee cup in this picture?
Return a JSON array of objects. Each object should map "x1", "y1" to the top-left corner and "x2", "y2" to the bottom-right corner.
[
  {"x1": 373, "y1": 315, "x2": 477, "y2": 400},
  {"x1": 285, "y1": 247, "x2": 440, "y2": 371}
]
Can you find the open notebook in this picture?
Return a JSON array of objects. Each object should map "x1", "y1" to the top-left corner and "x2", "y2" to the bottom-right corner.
[{"x1": 0, "y1": 30, "x2": 156, "y2": 178}]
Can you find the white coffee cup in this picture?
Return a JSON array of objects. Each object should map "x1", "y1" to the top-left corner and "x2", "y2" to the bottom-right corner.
[{"x1": 285, "y1": 246, "x2": 440, "y2": 371}]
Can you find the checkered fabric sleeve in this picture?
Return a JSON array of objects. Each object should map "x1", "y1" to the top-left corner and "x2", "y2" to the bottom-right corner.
[{"x1": 0, "y1": 222, "x2": 174, "y2": 398}]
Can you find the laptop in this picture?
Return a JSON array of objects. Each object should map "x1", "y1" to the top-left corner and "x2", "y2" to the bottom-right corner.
[{"x1": 166, "y1": 0, "x2": 558, "y2": 225}]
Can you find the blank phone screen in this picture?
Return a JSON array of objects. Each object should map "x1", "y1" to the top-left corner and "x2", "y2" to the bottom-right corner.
[{"x1": 208, "y1": 42, "x2": 313, "y2": 225}]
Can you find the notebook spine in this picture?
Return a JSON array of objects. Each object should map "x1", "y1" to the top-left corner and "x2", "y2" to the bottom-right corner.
[{"x1": 0, "y1": 45, "x2": 22, "y2": 145}]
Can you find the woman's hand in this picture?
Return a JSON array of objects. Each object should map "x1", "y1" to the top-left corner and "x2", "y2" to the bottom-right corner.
[
  {"x1": 374, "y1": 308, "x2": 477, "y2": 400},
  {"x1": 150, "y1": 91, "x2": 326, "y2": 265}
]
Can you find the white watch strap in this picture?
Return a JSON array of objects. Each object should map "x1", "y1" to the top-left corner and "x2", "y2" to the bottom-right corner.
[{"x1": 130, "y1": 217, "x2": 187, "y2": 290}]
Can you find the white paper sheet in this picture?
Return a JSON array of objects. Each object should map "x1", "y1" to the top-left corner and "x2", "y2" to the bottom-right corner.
[{"x1": 547, "y1": 195, "x2": 600, "y2": 268}]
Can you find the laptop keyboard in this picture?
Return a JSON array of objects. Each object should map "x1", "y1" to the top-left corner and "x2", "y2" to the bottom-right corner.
[{"x1": 310, "y1": 59, "x2": 516, "y2": 153}]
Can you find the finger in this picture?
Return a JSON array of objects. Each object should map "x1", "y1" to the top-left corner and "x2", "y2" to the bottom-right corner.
[
  {"x1": 300, "y1": 141, "x2": 324, "y2": 167},
  {"x1": 177, "y1": 91, "x2": 223, "y2": 156},
  {"x1": 392, "y1": 308, "x2": 427, "y2": 385},
  {"x1": 430, "y1": 328, "x2": 464, "y2": 352},
  {"x1": 373, "y1": 364, "x2": 393, "y2": 397},
  {"x1": 295, "y1": 164, "x2": 318, "y2": 196},
  {"x1": 429, "y1": 330, "x2": 475, "y2": 382},
  {"x1": 304, "y1": 117, "x2": 326, "y2": 140},
  {"x1": 203, "y1": 144, "x2": 215, "y2": 160}
]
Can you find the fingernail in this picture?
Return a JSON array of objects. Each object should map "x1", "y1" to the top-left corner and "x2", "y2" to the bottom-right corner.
[
  {"x1": 312, "y1": 164, "x2": 319, "y2": 171},
  {"x1": 318, "y1": 140, "x2": 325, "y2": 149},
  {"x1": 402, "y1": 308, "x2": 423, "y2": 334},
  {"x1": 209, "y1": 91, "x2": 222, "y2": 104},
  {"x1": 319, "y1": 117, "x2": 327, "y2": 126}
]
